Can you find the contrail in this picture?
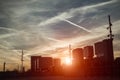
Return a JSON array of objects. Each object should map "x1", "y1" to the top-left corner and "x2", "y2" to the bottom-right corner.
[{"x1": 61, "y1": 19, "x2": 91, "y2": 33}]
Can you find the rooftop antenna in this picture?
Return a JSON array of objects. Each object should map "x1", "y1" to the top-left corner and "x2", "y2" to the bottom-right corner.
[{"x1": 107, "y1": 15, "x2": 114, "y2": 40}]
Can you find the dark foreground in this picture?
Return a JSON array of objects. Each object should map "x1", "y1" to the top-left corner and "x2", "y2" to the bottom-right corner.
[{"x1": 3, "y1": 76, "x2": 120, "y2": 80}]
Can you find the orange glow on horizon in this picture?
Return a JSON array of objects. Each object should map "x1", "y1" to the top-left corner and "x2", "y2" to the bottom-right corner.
[{"x1": 65, "y1": 57, "x2": 72, "y2": 65}]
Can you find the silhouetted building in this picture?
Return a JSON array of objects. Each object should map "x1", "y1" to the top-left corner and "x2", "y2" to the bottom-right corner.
[
  {"x1": 114, "y1": 57, "x2": 120, "y2": 76},
  {"x1": 94, "y1": 41, "x2": 104, "y2": 57},
  {"x1": 31, "y1": 56, "x2": 39, "y2": 72},
  {"x1": 84, "y1": 46, "x2": 94, "y2": 59},
  {"x1": 53, "y1": 58, "x2": 61, "y2": 73},
  {"x1": 72, "y1": 48, "x2": 83, "y2": 65},
  {"x1": 31, "y1": 56, "x2": 53, "y2": 72},
  {"x1": 53, "y1": 58, "x2": 61, "y2": 67},
  {"x1": 102, "y1": 39, "x2": 114, "y2": 62},
  {"x1": 72, "y1": 48, "x2": 83, "y2": 60},
  {"x1": 94, "y1": 39, "x2": 114, "y2": 62}
]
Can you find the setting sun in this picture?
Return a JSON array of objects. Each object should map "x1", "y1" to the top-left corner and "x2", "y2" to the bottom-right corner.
[{"x1": 65, "y1": 57, "x2": 72, "y2": 65}]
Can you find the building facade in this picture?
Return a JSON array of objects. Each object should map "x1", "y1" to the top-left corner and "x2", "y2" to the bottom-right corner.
[{"x1": 84, "y1": 46, "x2": 94, "y2": 59}]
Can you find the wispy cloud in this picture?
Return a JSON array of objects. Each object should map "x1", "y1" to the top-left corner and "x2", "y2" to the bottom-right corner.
[{"x1": 37, "y1": 0, "x2": 117, "y2": 27}]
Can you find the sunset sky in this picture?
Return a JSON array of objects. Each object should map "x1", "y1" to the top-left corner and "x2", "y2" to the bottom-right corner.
[{"x1": 0, "y1": 0, "x2": 120, "y2": 71}]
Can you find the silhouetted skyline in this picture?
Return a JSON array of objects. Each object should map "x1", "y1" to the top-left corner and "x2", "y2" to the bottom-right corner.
[{"x1": 0, "y1": 0, "x2": 120, "y2": 71}]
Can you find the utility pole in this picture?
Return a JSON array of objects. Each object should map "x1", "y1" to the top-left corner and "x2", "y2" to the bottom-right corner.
[
  {"x1": 3, "y1": 62, "x2": 6, "y2": 72},
  {"x1": 107, "y1": 15, "x2": 114, "y2": 40},
  {"x1": 21, "y1": 50, "x2": 24, "y2": 72}
]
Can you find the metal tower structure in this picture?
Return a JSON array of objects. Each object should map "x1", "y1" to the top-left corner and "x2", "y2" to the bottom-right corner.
[
  {"x1": 107, "y1": 15, "x2": 114, "y2": 40},
  {"x1": 69, "y1": 44, "x2": 72, "y2": 60},
  {"x1": 106, "y1": 15, "x2": 114, "y2": 62}
]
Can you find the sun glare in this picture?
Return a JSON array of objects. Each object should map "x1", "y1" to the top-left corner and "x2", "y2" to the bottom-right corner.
[{"x1": 65, "y1": 57, "x2": 72, "y2": 65}]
